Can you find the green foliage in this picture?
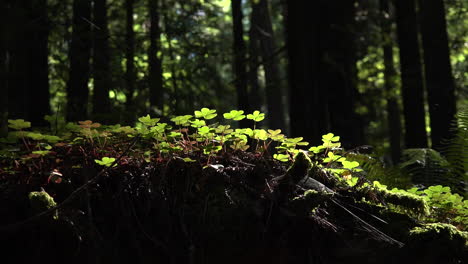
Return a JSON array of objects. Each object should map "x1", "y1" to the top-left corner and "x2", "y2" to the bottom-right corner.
[
  {"x1": 3, "y1": 109, "x2": 468, "y2": 231},
  {"x1": 440, "y1": 106, "x2": 468, "y2": 193},
  {"x1": 246, "y1": 110, "x2": 265, "y2": 122},
  {"x1": 223, "y1": 110, "x2": 246, "y2": 121},
  {"x1": 8, "y1": 119, "x2": 31, "y2": 130},
  {"x1": 194, "y1": 108, "x2": 217, "y2": 120},
  {"x1": 407, "y1": 185, "x2": 468, "y2": 227},
  {"x1": 94, "y1": 157, "x2": 117, "y2": 167}
]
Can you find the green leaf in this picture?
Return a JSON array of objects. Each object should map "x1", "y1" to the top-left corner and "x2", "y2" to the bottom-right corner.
[
  {"x1": 171, "y1": 115, "x2": 193, "y2": 126},
  {"x1": 223, "y1": 110, "x2": 246, "y2": 121},
  {"x1": 309, "y1": 145, "x2": 325, "y2": 154},
  {"x1": 8, "y1": 119, "x2": 31, "y2": 130},
  {"x1": 94, "y1": 157, "x2": 117, "y2": 167},
  {"x1": 190, "y1": 119, "x2": 206, "y2": 128},
  {"x1": 32, "y1": 150, "x2": 51, "y2": 156},
  {"x1": 195, "y1": 108, "x2": 217, "y2": 120},
  {"x1": 341, "y1": 160, "x2": 360, "y2": 170},
  {"x1": 322, "y1": 133, "x2": 340, "y2": 143},
  {"x1": 274, "y1": 153, "x2": 290, "y2": 162},
  {"x1": 138, "y1": 114, "x2": 160, "y2": 126},
  {"x1": 246, "y1": 110, "x2": 265, "y2": 122},
  {"x1": 253, "y1": 129, "x2": 268, "y2": 140}
]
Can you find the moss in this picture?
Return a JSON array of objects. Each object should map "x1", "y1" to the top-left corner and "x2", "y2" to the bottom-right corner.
[
  {"x1": 290, "y1": 190, "x2": 333, "y2": 216},
  {"x1": 28, "y1": 190, "x2": 58, "y2": 219},
  {"x1": 377, "y1": 188, "x2": 430, "y2": 217},
  {"x1": 406, "y1": 223, "x2": 468, "y2": 262},
  {"x1": 409, "y1": 223, "x2": 468, "y2": 245},
  {"x1": 287, "y1": 151, "x2": 313, "y2": 183}
]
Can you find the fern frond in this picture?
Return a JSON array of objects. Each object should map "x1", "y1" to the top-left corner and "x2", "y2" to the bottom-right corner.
[
  {"x1": 439, "y1": 106, "x2": 468, "y2": 196},
  {"x1": 399, "y1": 148, "x2": 461, "y2": 192},
  {"x1": 347, "y1": 153, "x2": 412, "y2": 189}
]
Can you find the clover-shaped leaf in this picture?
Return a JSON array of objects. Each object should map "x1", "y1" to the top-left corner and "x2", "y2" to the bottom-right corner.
[
  {"x1": 26, "y1": 132, "x2": 45, "y2": 140},
  {"x1": 8, "y1": 119, "x2": 31, "y2": 130},
  {"x1": 138, "y1": 114, "x2": 160, "y2": 126},
  {"x1": 235, "y1": 128, "x2": 254, "y2": 137},
  {"x1": 253, "y1": 129, "x2": 268, "y2": 140},
  {"x1": 323, "y1": 152, "x2": 345, "y2": 163},
  {"x1": 191, "y1": 119, "x2": 206, "y2": 128},
  {"x1": 246, "y1": 110, "x2": 265, "y2": 122},
  {"x1": 223, "y1": 110, "x2": 246, "y2": 121},
  {"x1": 322, "y1": 133, "x2": 340, "y2": 142},
  {"x1": 94, "y1": 157, "x2": 117, "y2": 167},
  {"x1": 274, "y1": 153, "x2": 290, "y2": 162},
  {"x1": 198, "y1": 126, "x2": 212, "y2": 136},
  {"x1": 171, "y1": 115, "x2": 193, "y2": 126},
  {"x1": 309, "y1": 145, "x2": 325, "y2": 154},
  {"x1": 195, "y1": 108, "x2": 217, "y2": 120},
  {"x1": 78, "y1": 120, "x2": 101, "y2": 129},
  {"x1": 215, "y1": 125, "x2": 232, "y2": 134},
  {"x1": 341, "y1": 160, "x2": 359, "y2": 170}
]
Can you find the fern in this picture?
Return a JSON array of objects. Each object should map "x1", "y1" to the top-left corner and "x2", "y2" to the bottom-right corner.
[
  {"x1": 346, "y1": 153, "x2": 412, "y2": 189},
  {"x1": 399, "y1": 148, "x2": 453, "y2": 188},
  {"x1": 440, "y1": 106, "x2": 468, "y2": 195}
]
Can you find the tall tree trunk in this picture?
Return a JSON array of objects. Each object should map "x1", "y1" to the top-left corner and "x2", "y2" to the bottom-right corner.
[
  {"x1": 125, "y1": 0, "x2": 135, "y2": 112},
  {"x1": 320, "y1": 0, "x2": 361, "y2": 147},
  {"x1": 231, "y1": 0, "x2": 250, "y2": 128},
  {"x1": 67, "y1": 0, "x2": 92, "y2": 121},
  {"x1": 286, "y1": 0, "x2": 327, "y2": 145},
  {"x1": 247, "y1": 0, "x2": 262, "y2": 112},
  {"x1": 92, "y1": 0, "x2": 111, "y2": 120},
  {"x1": 394, "y1": 0, "x2": 427, "y2": 148},
  {"x1": 418, "y1": 0, "x2": 456, "y2": 150},
  {"x1": 380, "y1": 0, "x2": 402, "y2": 163},
  {"x1": 148, "y1": 0, "x2": 164, "y2": 114},
  {"x1": 8, "y1": 1, "x2": 29, "y2": 121},
  {"x1": 0, "y1": 1, "x2": 8, "y2": 136},
  {"x1": 254, "y1": 0, "x2": 285, "y2": 130},
  {"x1": 27, "y1": 0, "x2": 50, "y2": 127}
]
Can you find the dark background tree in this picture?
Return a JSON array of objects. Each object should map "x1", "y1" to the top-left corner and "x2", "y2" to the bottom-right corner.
[
  {"x1": 380, "y1": 0, "x2": 402, "y2": 163},
  {"x1": 125, "y1": 0, "x2": 136, "y2": 117},
  {"x1": 418, "y1": 0, "x2": 457, "y2": 150},
  {"x1": 148, "y1": 0, "x2": 164, "y2": 114},
  {"x1": 67, "y1": 0, "x2": 92, "y2": 121},
  {"x1": 253, "y1": 0, "x2": 285, "y2": 131},
  {"x1": 394, "y1": 0, "x2": 428, "y2": 148},
  {"x1": 92, "y1": 0, "x2": 112, "y2": 121},
  {"x1": 231, "y1": 0, "x2": 250, "y2": 128}
]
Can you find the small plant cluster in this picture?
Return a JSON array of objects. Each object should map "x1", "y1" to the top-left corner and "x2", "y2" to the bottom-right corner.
[{"x1": 1, "y1": 108, "x2": 467, "y2": 230}]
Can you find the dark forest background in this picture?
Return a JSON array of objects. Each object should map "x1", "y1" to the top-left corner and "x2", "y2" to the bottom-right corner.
[{"x1": 1, "y1": 0, "x2": 467, "y2": 163}]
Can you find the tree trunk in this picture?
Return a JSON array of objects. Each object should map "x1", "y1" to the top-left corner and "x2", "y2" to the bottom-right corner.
[
  {"x1": 231, "y1": 0, "x2": 250, "y2": 128},
  {"x1": 380, "y1": 0, "x2": 402, "y2": 163},
  {"x1": 319, "y1": 0, "x2": 361, "y2": 147},
  {"x1": 394, "y1": 0, "x2": 427, "y2": 148},
  {"x1": 26, "y1": 0, "x2": 50, "y2": 127},
  {"x1": 0, "y1": 1, "x2": 8, "y2": 136},
  {"x1": 92, "y1": 0, "x2": 111, "y2": 120},
  {"x1": 7, "y1": 1, "x2": 29, "y2": 121},
  {"x1": 247, "y1": 0, "x2": 262, "y2": 112},
  {"x1": 254, "y1": 0, "x2": 285, "y2": 130},
  {"x1": 148, "y1": 0, "x2": 164, "y2": 114},
  {"x1": 418, "y1": 0, "x2": 457, "y2": 150},
  {"x1": 67, "y1": 0, "x2": 92, "y2": 122},
  {"x1": 125, "y1": 0, "x2": 135, "y2": 112},
  {"x1": 286, "y1": 0, "x2": 327, "y2": 145}
]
